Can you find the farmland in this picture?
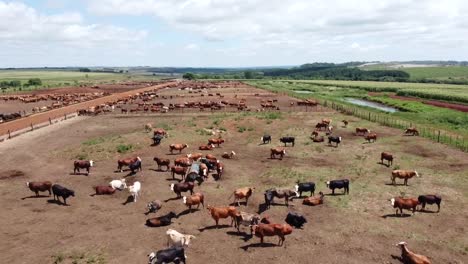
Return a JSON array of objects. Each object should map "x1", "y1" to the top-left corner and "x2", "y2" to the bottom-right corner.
[
  {"x1": 361, "y1": 64, "x2": 468, "y2": 82},
  {"x1": 0, "y1": 81, "x2": 467, "y2": 264}
]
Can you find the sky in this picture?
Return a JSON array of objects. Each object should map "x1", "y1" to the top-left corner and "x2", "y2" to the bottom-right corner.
[{"x1": 0, "y1": 0, "x2": 467, "y2": 67}]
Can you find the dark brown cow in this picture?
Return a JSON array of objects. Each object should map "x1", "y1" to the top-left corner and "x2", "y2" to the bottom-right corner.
[
  {"x1": 93, "y1": 186, "x2": 116, "y2": 195},
  {"x1": 342, "y1": 120, "x2": 348, "y2": 127},
  {"x1": 270, "y1": 148, "x2": 286, "y2": 160},
  {"x1": 154, "y1": 157, "x2": 170, "y2": 171},
  {"x1": 74, "y1": 160, "x2": 94, "y2": 175},
  {"x1": 170, "y1": 144, "x2": 189, "y2": 154},
  {"x1": 199, "y1": 144, "x2": 215, "y2": 151},
  {"x1": 405, "y1": 128, "x2": 419, "y2": 136},
  {"x1": 365, "y1": 133, "x2": 377, "y2": 143},
  {"x1": 315, "y1": 122, "x2": 328, "y2": 131},
  {"x1": 207, "y1": 205, "x2": 238, "y2": 227},
  {"x1": 381, "y1": 152, "x2": 393, "y2": 166},
  {"x1": 355, "y1": 127, "x2": 370, "y2": 136},
  {"x1": 208, "y1": 138, "x2": 225, "y2": 147},
  {"x1": 117, "y1": 157, "x2": 140, "y2": 172},
  {"x1": 391, "y1": 197, "x2": 420, "y2": 216},
  {"x1": 26, "y1": 181, "x2": 52, "y2": 196},
  {"x1": 170, "y1": 182, "x2": 194, "y2": 198},
  {"x1": 250, "y1": 223, "x2": 293, "y2": 246},
  {"x1": 170, "y1": 166, "x2": 187, "y2": 180}
]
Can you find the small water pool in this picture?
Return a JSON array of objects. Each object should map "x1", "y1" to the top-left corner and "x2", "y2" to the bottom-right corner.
[
  {"x1": 344, "y1": 98, "x2": 398, "y2": 113},
  {"x1": 293, "y1": 90, "x2": 314, "y2": 94}
]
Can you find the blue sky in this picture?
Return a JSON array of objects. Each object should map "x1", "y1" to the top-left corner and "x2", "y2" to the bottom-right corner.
[{"x1": 1, "y1": 0, "x2": 467, "y2": 67}]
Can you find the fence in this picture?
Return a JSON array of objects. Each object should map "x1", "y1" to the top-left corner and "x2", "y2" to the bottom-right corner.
[{"x1": 321, "y1": 100, "x2": 468, "y2": 152}]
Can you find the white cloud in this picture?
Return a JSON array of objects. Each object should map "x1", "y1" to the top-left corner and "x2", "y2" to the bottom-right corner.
[{"x1": 184, "y1": 43, "x2": 199, "y2": 50}]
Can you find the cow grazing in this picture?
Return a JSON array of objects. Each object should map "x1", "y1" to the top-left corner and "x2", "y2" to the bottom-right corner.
[
  {"x1": 264, "y1": 188, "x2": 296, "y2": 208},
  {"x1": 328, "y1": 136, "x2": 342, "y2": 147},
  {"x1": 279, "y1": 137, "x2": 295, "y2": 147},
  {"x1": 221, "y1": 151, "x2": 236, "y2": 159},
  {"x1": 250, "y1": 223, "x2": 293, "y2": 246},
  {"x1": 355, "y1": 127, "x2": 370, "y2": 136},
  {"x1": 128, "y1": 181, "x2": 141, "y2": 202},
  {"x1": 285, "y1": 212, "x2": 307, "y2": 229},
  {"x1": 166, "y1": 229, "x2": 196, "y2": 248},
  {"x1": 52, "y1": 184, "x2": 75, "y2": 205},
  {"x1": 391, "y1": 170, "x2": 419, "y2": 186},
  {"x1": 391, "y1": 197, "x2": 419, "y2": 216},
  {"x1": 146, "y1": 200, "x2": 163, "y2": 214},
  {"x1": 170, "y1": 144, "x2": 189, "y2": 154},
  {"x1": 303, "y1": 192, "x2": 324, "y2": 206},
  {"x1": 207, "y1": 205, "x2": 238, "y2": 227},
  {"x1": 208, "y1": 138, "x2": 225, "y2": 147},
  {"x1": 199, "y1": 144, "x2": 215, "y2": 151},
  {"x1": 261, "y1": 135, "x2": 272, "y2": 144},
  {"x1": 170, "y1": 182, "x2": 194, "y2": 198},
  {"x1": 326, "y1": 179, "x2": 349, "y2": 195},
  {"x1": 295, "y1": 182, "x2": 315, "y2": 197},
  {"x1": 229, "y1": 187, "x2": 255, "y2": 206},
  {"x1": 117, "y1": 157, "x2": 141, "y2": 172},
  {"x1": 73, "y1": 160, "x2": 94, "y2": 175},
  {"x1": 396, "y1": 242, "x2": 432, "y2": 264},
  {"x1": 148, "y1": 246, "x2": 186, "y2": 264},
  {"x1": 234, "y1": 212, "x2": 260, "y2": 234},
  {"x1": 365, "y1": 133, "x2": 377, "y2": 143},
  {"x1": 93, "y1": 186, "x2": 116, "y2": 195},
  {"x1": 183, "y1": 192, "x2": 204, "y2": 212},
  {"x1": 170, "y1": 166, "x2": 187, "y2": 180},
  {"x1": 418, "y1": 195, "x2": 442, "y2": 212},
  {"x1": 153, "y1": 157, "x2": 170, "y2": 171},
  {"x1": 26, "y1": 181, "x2": 52, "y2": 196},
  {"x1": 146, "y1": 212, "x2": 177, "y2": 227},
  {"x1": 174, "y1": 157, "x2": 192, "y2": 167},
  {"x1": 381, "y1": 152, "x2": 394, "y2": 166},
  {"x1": 109, "y1": 179, "x2": 127, "y2": 190},
  {"x1": 270, "y1": 148, "x2": 286, "y2": 160},
  {"x1": 405, "y1": 128, "x2": 419, "y2": 136}
]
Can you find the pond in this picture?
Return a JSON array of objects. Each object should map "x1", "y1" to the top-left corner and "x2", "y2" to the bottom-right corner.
[
  {"x1": 293, "y1": 90, "x2": 314, "y2": 94},
  {"x1": 343, "y1": 98, "x2": 398, "y2": 113}
]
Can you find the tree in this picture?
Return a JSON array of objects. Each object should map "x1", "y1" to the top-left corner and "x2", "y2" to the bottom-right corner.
[
  {"x1": 79, "y1": 68, "x2": 91, "y2": 72},
  {"x1": 27, "y1": 78, "x2": 42, "y2": 86},
  {"x1": 183, "y1": 72, "x2": 196, "y2": 80},
  {"x1": 244, "y1": 71, "x2": 254, "y2": 79},
  {"x1": 10, "y1": 80, "x2": 21, "y2": 87}
]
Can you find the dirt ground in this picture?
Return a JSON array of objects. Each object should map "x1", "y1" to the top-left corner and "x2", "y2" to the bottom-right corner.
[{"x1": 0, "y1": 84, "x2": 467, "y2": 264}]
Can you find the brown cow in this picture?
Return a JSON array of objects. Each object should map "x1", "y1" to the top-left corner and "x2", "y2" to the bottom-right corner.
[
  {"x1": 93, "y1": 186, "x2": 116, "y2": 195},
  {"x1": 229, "y1": 187, "x2": 255, "y2": 206},
  {"x1": 396, "y1": 242, "x2": 432, "y2": 264},
  {"x1": 391, "y1": 197, "x2": 420, "y2": 216},
  {"x1": 342, "y1": 120, "x2": 348, "y2": 127},
  {"x1": 381, "y1": 152, "x2": 393, "y2": 166},
  {"x1": 170, "y1": 166, "x2": 187, "y2": 180},
  {"x1": 250, "y1": 223, "x2": 293, "y2": 246},
  {"x1": 322, "y1": 118, "x2": 332, "y2": 125},
  {"x1": 153, "y1": 128, "x2": 168, "y2": 137},
  {"x1": 170, "y1": 182, "x2": 194, "y2": 198},
  {"x1": 205, "y1": 154, "x2": 217, "y2": 161},
  {"x1": 174, "y1": 157, "x2": 192, "y2": 167},
  {"x1": 183, "y1": 193, "x2": 204, "y2": 212},
  {"x1": 74, "y1": 160, "x2": 94, "y2": 175},
  {"x1": 170, "y1": 144, "x2": 189, "y2": 154},
  {"x1": 154, "y1": 157, "x2": 170, "y2": 171},
  {"x1": 216, "y1": 161, "x2": 224, "y2": 179},
  {"x1": 199, "y1": 144, "x2": 215, "y2": 151},
  {"x1": 391, "y1": 170, "x2": 419, "y2": 185},
  {"x1": 270, "y1": 148, "x2": 286, "y2": 160},
  {"x1": 207, "y1": 205, "x2": 238, "y2": 227},
  {"x1": 208, "y1": 138, "x2": 225, "y2": 147},
  {"x1": 355, "y1": 127, "x2": 370, "y2": 136},
  {"x1": 365, "y1": 133, "x2": 377, "y2": 143},
  {"x1": 303, "y1": 192, "x2": 324, "y2": 206},
  {"x1": 26, "y1": 181, "x2": 52, "y2": 196},
  {"x1": 312, "y1": 135, "x2": 324, "y2": 142},
  {"x1": 117, "y1": 157, "x2": 140, "y2": 172},
  {"x1": 187, "y1": 153, "x2": 203, "y2": 161},
  {"x1": 405, "y1": 128, "x2": 419, "y2": 136},
  {"x1": 221, "y1": 151, "x2": 236, "y2": 159},
  {"x1": 315, "y1": 122, "x2": 328, "y2": 131}
]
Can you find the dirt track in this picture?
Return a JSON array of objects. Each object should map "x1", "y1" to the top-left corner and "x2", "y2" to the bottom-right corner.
[{"x1": 0, "y1": 82, "x2": 176, "y2": 137}]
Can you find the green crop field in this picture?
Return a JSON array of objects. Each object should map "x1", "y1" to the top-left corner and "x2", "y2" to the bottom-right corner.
[{"x1": 360, "y1": 64, "x2": 468, "y2": 81}]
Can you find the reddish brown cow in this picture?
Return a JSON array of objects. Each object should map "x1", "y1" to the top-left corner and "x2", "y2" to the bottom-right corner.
[
  {"x1": 117, "y1": 157, "x2": 140, "y2": 172},
  {"x1": 170, "y1": 144, "x2": 189, "y2": 154},
  {"x1": 270, "y1": 148, "x2": 286, "y2": 160},
  {"x1": 381, "y1": 152, "x2": 393, "y2": 166},
  {"x1": 170, "y1": 166, "x2": 187, "y2": 180},
  {"x1": 321, "y1": 118, "x2": 332, "y2": 125},
  {"x1": 93, "y1": 186, "x2": 116, "y2": 195},
  {"x1": 391, "y1": 197, "x2": 420, "y2": 216},
  {"x1": 365, "y1": 133, "x2": 377, "y2": 143},
  {"x1": 355, "y1": 127, "x2": 370, "y2": 136},
  {"x1": 174, "y1": 157, "x2": 192, "y2": 167},
  {"x1": 183, "y1": 193, "x2": 204, "y2": 212},
  {"x1": 154, "y1": 157, "x2": 170, "y2": 171},
  {"x1": 303, "y1": 192, "x2": 324, "y2": 206},
  {"x1": 229, "y1": 187, "x2": 255, "y2": 206},
  {"x1": 250, "y1": 223, "x2": 293, "y2": 246},
  {"x1": 26, "y1": 181, "x2": 52, "y2": 196},
  {"x1": 199, "y1": 144, "x2": 215, "y2": 151},
  {"x1": 207, "y1": 205, "x2": 238, "y2": 227},
  {"x1": 391, "y1": 170, "x2": 419, "y2": 185},
  {"x1": 216, "y1": 161, "x2": 224, "y2": 179},
  {"x1": 187, "y1": 153, "x2": 203, "y2": 161},
  {"x1": 208, "y1": 138, "x2": 225, "y2": 147},
  {"x1": 153, "y1": 128, "x2": 167, "y2": 137}
]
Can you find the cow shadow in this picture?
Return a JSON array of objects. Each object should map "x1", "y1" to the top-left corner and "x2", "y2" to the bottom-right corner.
[
  {"x1": 226, "y1": 231, "x2": 252, "y2": 241},
  {"x1": 124, "y1": 171, "x2": 138, "y2": 177},
  {"x1": 212, "y1": 173, "x2": 221, "y2": 181},
  {"x1": 391, "y1": 255, "x2": 404, "y2": 262},
  {"x1": 47, "y1": 199, "x2": 69, "y2": 206},
  {"x1": 229, "y1": 201, "x2": 247, "y2": 206},
  {"x1": 177, "y1": 208, "x2": 199, "y2": 217},
  {"x1": 122, "y1": 195, "x2": 135, "y2": 205},
  {"x1": 198, "y1": 224, "x2": 230, "y2": 232},
  {"x1": 70, "y1": 172, "x2": 89, "y2": 176},
  {"x1": 377, "y1": 162, "x2": 391, "y2": 167},
  {"x1": 419, "y1": 209, "x2": 438, "y2": 214},
  {"x1": 240, "y1": 242, "x2": 276, "y2": 250},
  {"x1": 165, "y1": 178, "x2": 181, "y2": 182},
  {"x1": 385, "y1": 183, "x2": 406, "y2": 186},
  {"x1": 381, "y1": 213, "x2": 411, "y2": 218},
  {"x1": 164, "y1": 197, "x2": 182, "y2": 203},
  {"x1": 324, "y1": 192, "x2": 347, "y2": 196},
  {"x1": 21, "y1": 195, "x2": 50, "y2": 200}
]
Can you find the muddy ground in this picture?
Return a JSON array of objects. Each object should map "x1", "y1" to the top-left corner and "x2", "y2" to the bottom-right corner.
[{"x1": 0, "y1": 84, "x2": 467, "y2": 264}]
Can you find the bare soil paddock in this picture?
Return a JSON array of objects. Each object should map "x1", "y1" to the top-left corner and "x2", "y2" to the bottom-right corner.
[{"x1": 0, "y1": 84, "x2": 467, "y2": 264}]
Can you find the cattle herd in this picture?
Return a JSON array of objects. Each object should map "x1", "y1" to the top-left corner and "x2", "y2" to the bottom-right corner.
[{"x1": 19, "y1": 82, "x2": 439, "y2": 264}]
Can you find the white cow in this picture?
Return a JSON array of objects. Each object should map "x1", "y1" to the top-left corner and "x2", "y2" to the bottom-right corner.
[
  {"x1": 129, "y1": 181, "x2": 141, "y2": 202},
  {"x1": 109, "y1": 179, "x2": 127, "y2": 190},
  {"x1": 166, "y1": 229, "x2": 195, "y2": 248}
]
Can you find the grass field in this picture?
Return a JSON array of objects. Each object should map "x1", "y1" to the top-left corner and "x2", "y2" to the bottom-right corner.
[{"x1": 360, "y1": 64, "x2": 468, "y2": 82}]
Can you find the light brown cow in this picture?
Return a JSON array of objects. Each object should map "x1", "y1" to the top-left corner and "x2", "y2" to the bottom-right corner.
[
  {"x1": 207, "y1": 205, "x2": 238, "y2": 227},
  {"x1": 199, "y1": 144, "x2": 215, "y2": 151},
  {"x1": 183, "y1": 193, "x2": 204, "y2": 212},
  {"x1": 153, "y1": 128, "x2": 168, "y2": 137},
  {"x1": 355, "y1": 127, "x2": 370, "y2": 136},
  {"x1": 396, "y1": 242, "x2": 432, "y2": 264},
  {"x1": 250, "y1": 223, "x2": 293, "y2": 246},
  {"x1": 187, "y1": 153, "x2": 203, "y2": 161},
  {"x1": 391, "y1": 170, "x2": 419, "y2": 185},
  {"x1": 208, "y1": 138, "x2": 225, "y2": 147},
  {"x1": 270, "y1": 148, "x2": 286, "y2": 160},
  {"x1": 229, "y1": 187, "x2": 255, "y2": 206},
  {"x1": 174, "y1": 157, "x2": 192, "y2": 167},
  {"x1": 170, "y1": 144, "x2": 189, "y2": 154},
  {"x1": 303, "y1": 192, "x2": 324, "y2": 206}
]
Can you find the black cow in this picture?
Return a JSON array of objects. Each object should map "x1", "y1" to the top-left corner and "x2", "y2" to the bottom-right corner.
[
  {"x1": 326, "y1": 179, "x2": 349, "y2": 195},
  {"x1": 280, "y1": 137, "x2": 295, "y2": 147},
  {"x1": 52, "y1": 184, "x2": 75, "y2": 205},
  {"x1": 200, "y1": 158, "x2": 216, "y2": 171},
  {"x1": 148, "y1": 246, "x2": 186, "y2": 264},
  {"x1": 152, "y1": 134, "x2": 163, "y2": 145},
  {"x1": 261, "y1": 135, "x2": 272, "y2": 144},
  {"x1": 129, "y1": 160, "x2": 142, "y2": 174},
  {"x1": 295, "y1": 182, "x2": 315, "y2": 197},
  {"x1": 146, "y1": 212, "x2": 177, "y2": 227},
  {"x1": 285, "y1": 212, "x2": 307, "y2": 229},
  {"x1": 418, "y1": 195, "x2": 442, "y2": 212},
  {"x1": 185, "y1": 172, "x2": 204, "y2": 185},
  {"x1": 328, "y1": 136, "x2": 342, "y2": 147}
]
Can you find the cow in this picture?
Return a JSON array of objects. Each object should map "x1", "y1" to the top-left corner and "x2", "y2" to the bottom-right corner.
[
  {"x1": 128, "y1": 181, "x2": 141, "y2": 202},
  {"x1": 326, "y1": 179, "x2": 349, "y2": 195},
  {"x1": 365, "y1": 133, "x2": 377, "y2": 143},
  {"x1": 322, "y1": 118, "x2": 332, "y2": 125},
  {"x1": 170, "y1": 182, "x2": 194, "y2": 198},
  {"x1": 170, "y1": 166, "x2": 187, "y2": 180},
  {"x1": 199, "y1": 144, "x2": 215, "y2": 151},
  {"x1": 391, "y1": 170, "x2": 419, "y2": 186},
  {"x1": 73, "y1": 160, "x2": 94, "y2": 175},
  {"x1": 295, "y1": 182, "x2": 315, "y2": 197},
  {"x1": 279, "y1": 137, "x2": 295, "y2": 147},
  {"x1": 270, "y1": 148, "x2": 286, "y2": 160},
  {"x1": 261, "y1": 135, "x2": 272, "y2": 144},
  {"x1": 129, "y1": 159, "x2": 142, "y2": 174},
  {"x1": 221, "y1": 151, "x2": 236, "y2": 159},
  {"x1": 93, "y1": 186, "x2": 116, "y2": 195},
  {"x1": 152, "y1": 134, "x2": 164, "y2": 145},
  {"x1": 153, "y1": 128, "x2": 168, "y2": 137},
  {"x1": 166, "y1": 229, "x2": 196, "y2": 248},
  {"x1": 342, "y1": 120, "x2": 348, "y2": 127},
  {"x1": 418, "y1": 195, "x2": 442, "y2": 212},
  {"x1": 183, "y1": 193, "x2": 204, "y2": 212},
  {"x1": 208, "y1": 138, "x2": 225, "y2": 147},
  {"x1": 154, "y1": 157, "x2": 170, "y2": 171},
  {"x1": 117, "y1": 157, "x2": 141, "y2": 172},
  {"x1": 146, "y1": 212, "x2": 177, "y2": 227},
  {"x1": 234, "y1": 212, "x2": 260, "y2": 234},
  {"x1": 355, "y1": 127, "x2": 370, "y2": 136},
  {"x1": 52, "y1": 184, "x2": 75, "y2": 205},
  {"x1": 285, "y1": 212, "x2": 307, "y2": 229},
  {"x1": 303, "y1": 192, "x2": 324, "y2": 206},
  {"x1": 147, "y1": 246, "x2": 186, "y2": 264},
  {"x1": 207, "y1": 205, "x2": 238, "y2": 227},
  {"x1": 174, "y1": 157, "x2": 192, "y2": 167},
  {"x1": 250, "y1": 223, "x2": 293, "y2": 246},
  {"x1": 315, "y1": 122, "x2": 328, "y2": 131},
  {"x1": 391, "y1": 197, "x2": 420, "y2": 216},
  {"x1": 146, "y1": 200, "x2": 163, "y2": 214},
  {"x1": 26, "y1": 181, "x2": 52, "y2": 196},
  {"x1": 109, "y1": 179, "x2": 127, "y2": 190},
  {"x1": 312, "y1": 135, "x2": 324, "y2": 142},
  {"x1": 264, "y1": 188, "x2": 296, "y2": 208},
  {"x1": 381, "y1": 152, "x2": 394, "y2": 166},
  {"x1": 145, "y1": 123, "x2": 153, "y2": 132},
  {"x1": 215, "y1": 161, "x2": 224, "y2": 179},
  {"x1": 170, "y1": 144, "x2": 189, "y2": 154},
  {"x1": 328, "y1": 136, "x2": 342, "y2": 147},
  {"x1": 405, "y1": 128, "x2": 419, "y2": 136},
  {"x1": 186, "y1": 153, "x2": 203, "y2": 161},
  {"x1": 229, "y1": 187, "x2": 255, "y2": 206},
  {"x1": 396, "y1": 241, "x2": 432, "y2": 264}
]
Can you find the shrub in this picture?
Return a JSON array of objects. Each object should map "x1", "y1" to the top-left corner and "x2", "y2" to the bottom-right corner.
[{"x1": 116, "y1": 144, "x2": 133, "y2": 153}]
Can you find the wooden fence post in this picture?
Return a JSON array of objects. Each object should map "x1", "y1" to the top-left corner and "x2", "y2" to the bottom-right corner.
[
  {"x1": 49, "y1": 117, "x2": 52, "y2": 125},
  {"x1": 8, "y1": 130, "x2": 11, "y2": 139},
  {"x1": 30, "y1": 123, "x2": 33, "y2": 131}
]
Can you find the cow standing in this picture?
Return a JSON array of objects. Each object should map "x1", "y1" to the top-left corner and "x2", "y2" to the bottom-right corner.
[
  {"x1": 73, "y1": 160, "x2": 94, "y2": 175},
  {"x1": 52, "y1": 184, "x2": 75, "y2": 205},
  {"x1": 326, "y1": 179, "x2": 349, "y2": 195}
]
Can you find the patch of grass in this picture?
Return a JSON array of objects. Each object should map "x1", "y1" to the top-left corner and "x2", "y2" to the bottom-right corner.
[
  {"x1": 314, "y1": 146, "x2": 325, "y2": 153},
  {"x1": 260, "y1": 167, "x2": 308, "y2": 187},
  {"x1": 195, "y1": 128, "x2": 213, "y2": 136},
  {"x1": 155, "y1": 122, "x2": 173, "y2": 131},
  {"x1": 219, "y1": 127, "x2": 227, "y2": 132},
  {"x1": 116, "y1": 144, "x2": 134, "y2": 153},
  {"x1": 52, "y1": 253, "x2": 65, "y2": 264},
  {"x1": 237, "y1": 126, "x2": 247, "y2": 133},
  {"x1": 51, "y1": 251, "x2": 105, "y2": 264},
  {"x1": 212, "y1": 119, "x2": 221, "y2": 126},
  {"x1": 75, "y1": 153, "x2": 89, "y2": 160}
]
